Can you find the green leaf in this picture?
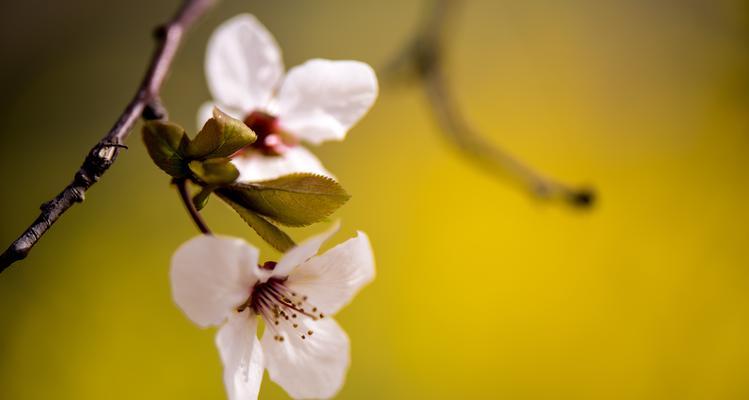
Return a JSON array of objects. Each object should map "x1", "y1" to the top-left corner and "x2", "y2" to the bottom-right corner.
[
  {"x1": 219, "y1": 195, "x2": 296, "y2": 252},
  {"x1": 141, "y1": 121, "x2": 189, "y2": 177},
  {"x1": 186, "y1": 107, "x2": 256, "y2": 159},
  {"x1": 192, "y1": 187, "x2": 212, "y2": 211},
  {"x1": 216, "y1": 173, "x2": 350, "y2": 227},
  {"x1": 188, "y1": 158, "x2": 239, "y2": 185}
]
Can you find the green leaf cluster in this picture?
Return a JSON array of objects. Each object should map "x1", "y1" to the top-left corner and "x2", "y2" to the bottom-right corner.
[
  {"x1": 142, "y1": 107, "x2": 350, "y2": 252},
  {"x1": 142, "y1": 107, "x2": 255, "y2": 181}
]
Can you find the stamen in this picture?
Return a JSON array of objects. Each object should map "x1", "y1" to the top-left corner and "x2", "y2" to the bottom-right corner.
[
  {"x1": 265, "y1": 283, "x2": 319, "y2": 320},
  {"x1": 247, "y1": 277, "x2": 324, "y2": 344}
]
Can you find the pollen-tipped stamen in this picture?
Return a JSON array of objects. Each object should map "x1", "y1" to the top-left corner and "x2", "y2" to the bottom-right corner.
[{"x1": 248, "y1": 278, "x2": 321, "y2": 342}]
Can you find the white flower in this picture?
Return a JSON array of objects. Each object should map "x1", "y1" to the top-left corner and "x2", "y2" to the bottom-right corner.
[
  {"x1": 199, "y1": 14, "x2": 379, "y2": 182},
  {"x1": 170, "y1": 223, "x2": 375, "y2": 399}
]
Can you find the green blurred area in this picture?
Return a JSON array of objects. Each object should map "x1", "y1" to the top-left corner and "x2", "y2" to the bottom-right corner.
[{"x1": 1, "y1": 0, "x2": 748, "y2": 399}]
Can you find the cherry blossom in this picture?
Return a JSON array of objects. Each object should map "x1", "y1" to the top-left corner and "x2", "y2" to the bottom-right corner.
[
  {"x1": 199, "y1": 14, "x2": 378, "y2": 182},
  {"x1": 171, "y1": 223, "x2": 375, "y2": 399}
]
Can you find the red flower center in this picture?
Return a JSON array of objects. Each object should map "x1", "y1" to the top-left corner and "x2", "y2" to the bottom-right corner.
[{"x1": 241, "y1": 111, "x2": 297, "y2": 156}]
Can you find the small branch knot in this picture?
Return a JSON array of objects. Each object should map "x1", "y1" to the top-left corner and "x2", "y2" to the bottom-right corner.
[
  {"x1": 40, "y1": 199, "x2": 56, "y2": 212},
  {"x1": 414, "y1": 39, "x2": 440, "y2": 77},
  {"x1": 143, "y1": 99, "x2": 168, "y2": 121},
  {"x1": 72, "y1": 188, "x2": 86, "y2": 203},
  {"x1": 153, "y1": 24, "x2": 168, "y2": 40}
]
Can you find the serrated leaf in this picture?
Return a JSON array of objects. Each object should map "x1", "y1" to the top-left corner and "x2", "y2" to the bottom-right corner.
[
  {"x1": 219, "y1": 195, "x2": 296, "y2": 252},
  {"x1": 216, "y1": 173, "x2": 350, "y2": 227},
  {"x1": 192, "y1": 187, "x2": 212, "y2": 211},
  {"x1": 186, "y1": 107, "x2": 256, "y2": 159},
  {"x1": 188, "y1": 158, "x2": 239, "y2": 185},
  {"x1": 142, "y1": 121, "x2": 189, "y2": 177}
]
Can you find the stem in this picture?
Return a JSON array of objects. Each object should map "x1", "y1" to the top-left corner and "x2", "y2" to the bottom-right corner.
[
  {"x1": 423, "y1": 58, "x2": 594, "y2": 206},
  {"x1": 0, "y1": 0, "x2": 217, "y2": 273},
  {"x1": 385, "y1": 0, "x2": 594, "y2": 208},
  {"x1": 175, "y1": 180, "x2": 212, "y2": 235}
]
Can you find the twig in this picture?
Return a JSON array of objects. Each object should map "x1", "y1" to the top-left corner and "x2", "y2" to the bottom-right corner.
[
  {"x1": 0, "y1": 0, "x2": 217, "y2": 272},
  {"x1": 385, "y1": 0, "x2": 594, "y2": 208},
  {"x1": 175, "y1": 179, "x2": 212, "y2": 235}
]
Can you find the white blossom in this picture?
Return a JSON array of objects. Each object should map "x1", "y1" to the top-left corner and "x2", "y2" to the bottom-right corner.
[
  {"x1": 200, "y1": 14, "x2": 378, "y2": 182},
  {"x1": 171, "y1": 223, "x2": 375, "y2": 399}
]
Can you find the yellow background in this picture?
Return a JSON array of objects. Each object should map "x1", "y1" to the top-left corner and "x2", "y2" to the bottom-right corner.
[{"x1": 1, "y1": 0, "x2": 747, "y2": 399}]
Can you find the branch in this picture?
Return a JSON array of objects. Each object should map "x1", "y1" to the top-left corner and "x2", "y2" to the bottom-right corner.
[
  {"x1": 385, "y1": 0, "x2": 595, "y2": 208},
  {"x1": 0, "y1": 0, "x2": 217, "y2": 272},
  {"x1": 175, "y1": 179, "x2": 213, "y2": 235}
]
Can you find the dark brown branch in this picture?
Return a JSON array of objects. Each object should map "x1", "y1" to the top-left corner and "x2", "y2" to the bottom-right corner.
[
  {"x1": 385, "y1": 0, "x2": 594, "y2": 208},
  {"x1": 175, "y1": 179, "x2": 212, "y2": 235},
  {"x1": 0, "y1": 0, "x2": 216, "y2": 272}
]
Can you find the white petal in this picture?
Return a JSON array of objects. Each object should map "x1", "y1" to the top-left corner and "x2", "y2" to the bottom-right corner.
[
  {"x1": 170, "y1": 235, "x2": 260, "y2": 327},
  {"x1": 206, "y1": 14, "x2": 284, "y2": 113},
  {"x1": 197, "y1": 101, "x2": 216, "y2": 130},
  {"x1": 216, "y1": 311, "x2": 264, "y2": 400},
  {"x1": 286, "y1": 232, "x2": 375, "y2": 316},
  {"x1": 232, "y1": 146, "x2": 334, "y2": 183},
  {"x1": 262, "y1": 318, "x2": 350, "y2": 399},
  {"x1": 277, "y1": 59, "x2": 378, "y2": 145},
  {"x1": 272, "y1": 221, "x2": 341, "y2": 278},
  {"x1": 196, "y1": 101, "x2": 245, "y2": 130}
]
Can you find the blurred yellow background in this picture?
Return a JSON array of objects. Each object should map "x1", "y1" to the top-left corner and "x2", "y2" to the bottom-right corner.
[{"x1": 1, "y1": 0, "x2": 747, "y2": 399}]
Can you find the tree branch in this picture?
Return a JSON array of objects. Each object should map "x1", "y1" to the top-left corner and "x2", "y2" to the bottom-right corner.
[
  {"x1": 385, "y1": 0, "x2": 595, "y2": 208},
  {"x1": 0, "y1": 0, "x2": 217, "y2": 272}
]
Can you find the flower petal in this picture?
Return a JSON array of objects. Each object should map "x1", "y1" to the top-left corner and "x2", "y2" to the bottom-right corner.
[
  {"x1": 286, "y1": 232, "x2": 375, "y2": 316},
  {"x1": 206, "y1": 14, "x2": 284, "y2": 113},
  {"x1": 232, "y1": 146, "x2": 334, "y2": 183},
  {"x1": 272, "y1": 221, "x2": 341, "y2": 278},
  {"x1": 216, "y1": 311, "x2": 264, "y2": 400},
  {"x1": 277, "y1": 59, "x2": 378, "y2": 144},
  {"x1": 170, "y1": 235, "x2": 260, "y2": 327},
  {"x1": 196, "y1": 101, "x2": 245, "y2": 130},
  {"x1": 262, "y1": 318, "x2": 350, "y2": 399}
]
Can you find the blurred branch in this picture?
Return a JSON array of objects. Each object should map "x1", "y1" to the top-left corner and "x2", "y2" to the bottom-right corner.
[
  {"x1": 384, "y1": 0, "x2": 595, "y2": 208},
  {"x1": 0, "y1": 0, "x2": 217, "y2": 272},
  {"x1": 671, "y1": 0, "x2": 748, "y2": 42}
]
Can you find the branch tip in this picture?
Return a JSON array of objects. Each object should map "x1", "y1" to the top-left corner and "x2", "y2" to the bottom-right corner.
[{"x1": 567, "y1": 188, "x2": 596, "y2": 208}]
